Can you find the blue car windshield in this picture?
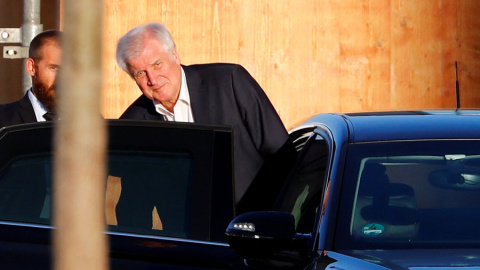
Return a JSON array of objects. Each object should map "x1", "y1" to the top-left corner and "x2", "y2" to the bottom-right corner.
[{"x1": 336, "y1": 139, "x2": 480, "y2": 250}]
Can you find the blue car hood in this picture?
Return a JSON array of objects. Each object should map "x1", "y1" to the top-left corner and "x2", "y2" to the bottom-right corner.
[{"x1": 326, "y1": 249, "x2": 480, "y2": 269}]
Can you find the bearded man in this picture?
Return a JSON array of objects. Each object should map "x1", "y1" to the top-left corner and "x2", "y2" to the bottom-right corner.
[{"x1": 0, "y1": 30, "x2": 62, "y2": 128}]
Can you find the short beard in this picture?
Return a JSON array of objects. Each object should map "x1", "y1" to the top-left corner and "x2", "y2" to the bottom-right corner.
[{"x1": 32, "y1": 77, "x2": 56, "y2": 112}]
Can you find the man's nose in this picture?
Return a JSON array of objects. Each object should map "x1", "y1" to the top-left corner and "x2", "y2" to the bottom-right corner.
[
  {"x1": 52, "y1": 77, "x2": 58, "y2": 90},
  {"x1": 146, "y1": 72, "x2": 157, "y2": 86}
]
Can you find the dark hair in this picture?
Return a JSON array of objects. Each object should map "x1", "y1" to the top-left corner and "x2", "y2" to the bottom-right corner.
[{"x1": 28, "y1": 30, "x2": 62, "y2": 61}]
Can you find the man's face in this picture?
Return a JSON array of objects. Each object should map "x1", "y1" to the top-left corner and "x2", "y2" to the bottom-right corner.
[
  {"x1": 126, "y1": 37, "x2": 182, "y2": 111},
  {"x1": 28, "y1": 42, "x2": 62, "y2": 112}
]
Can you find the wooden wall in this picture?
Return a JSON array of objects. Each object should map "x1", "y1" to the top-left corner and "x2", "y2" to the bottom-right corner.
[
  {"x1": 13, "y1": 0, "x2": 480, "y2": 130},
  {"x1": 101, "y1": 0, "x2": 480, "y2": 129}
]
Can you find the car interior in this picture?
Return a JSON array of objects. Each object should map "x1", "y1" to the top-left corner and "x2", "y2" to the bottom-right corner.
[{"x1": 349, "y1": 153, "x2": 480, "y2": 248}]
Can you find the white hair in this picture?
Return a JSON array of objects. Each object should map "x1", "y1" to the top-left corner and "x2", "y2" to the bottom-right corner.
[{"x1": 116, "y1": 23, "x2": 176, "y2": 74}]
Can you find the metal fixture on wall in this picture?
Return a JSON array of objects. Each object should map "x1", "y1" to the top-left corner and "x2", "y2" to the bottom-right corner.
[{"x1": 0, "y1": 0, "x2": 43, "y2": 94}]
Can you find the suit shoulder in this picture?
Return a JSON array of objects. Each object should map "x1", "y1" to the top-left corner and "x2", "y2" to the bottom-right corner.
[
  {"x1": 1, "y1": 98, "x2": 22, "y2": 108},
  {"x1": 129, "y1": 94, "x2": 152, "y2": 107},
  {"x1": 0, "y1": 98, "x2": 30, "y2": 126},
  {"x1": 0, "y1": 99, "x2": 23, "y2": 115},
  {"x1": 188, "y1": 63, "x2": 246, "y2": 72},
  {"x1": 120, "y1": 95, "x2": 152, "y2": 119},
  {"x1": 186, "y1": 63, "x2": 251, "y2": 78}
]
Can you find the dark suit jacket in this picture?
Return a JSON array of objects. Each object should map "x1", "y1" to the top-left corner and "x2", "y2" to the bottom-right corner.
[
  {"x1": 121, "y1": 63, "x2": 294, "y2": 209},
  {"x1": 0, "y1": 92, "x2": 37, "y2": 128}
]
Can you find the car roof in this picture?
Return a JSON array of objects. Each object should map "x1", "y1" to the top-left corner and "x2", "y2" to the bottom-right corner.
[{"x1": 293, "y1": 110, "x2": 480, "y2": 143}]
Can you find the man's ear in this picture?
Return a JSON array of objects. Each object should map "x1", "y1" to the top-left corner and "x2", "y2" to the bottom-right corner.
[{"x1": 26, "y1": 58, "x2": 36, "y2": 76}]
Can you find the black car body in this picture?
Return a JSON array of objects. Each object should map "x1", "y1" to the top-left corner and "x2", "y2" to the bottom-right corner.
[
  {"x1": 2, "y1": 111, "x2": 480, "y2": 269},
  {"x1": 0, "y1": 120, "x2": 239, "y2": 269}
]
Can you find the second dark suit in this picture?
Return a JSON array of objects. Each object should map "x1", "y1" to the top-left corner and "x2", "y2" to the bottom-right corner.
[{"x1": 0, "y1": 92, "x2": 37, "y2": 128}]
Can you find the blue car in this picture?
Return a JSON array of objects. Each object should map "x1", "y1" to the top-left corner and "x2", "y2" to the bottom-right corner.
[{"x1": 226, "y1": 110, "x2": 480, "y2": 269}]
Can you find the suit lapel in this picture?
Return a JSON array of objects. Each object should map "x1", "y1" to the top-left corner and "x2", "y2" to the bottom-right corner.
[
  {"x1": 183, "y1": 65, "x2": 209, "y2": 124},
  {"x1": 18, "y1": 93, "x2": 37, "y2": 123}
]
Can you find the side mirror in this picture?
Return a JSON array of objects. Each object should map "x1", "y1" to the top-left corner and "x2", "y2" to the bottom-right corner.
[{"x1": 225, "y1": 211, "x2": 311, "y2": 268}]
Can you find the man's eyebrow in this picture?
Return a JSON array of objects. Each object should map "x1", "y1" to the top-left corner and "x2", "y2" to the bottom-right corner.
[{"x1": 150, "y1": 59, "x2": 162, "y2": 65}]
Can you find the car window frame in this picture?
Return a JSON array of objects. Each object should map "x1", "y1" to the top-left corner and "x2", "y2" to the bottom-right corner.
[{"x1": 279, "y1": 125, "x2": 336, "y2": 252}]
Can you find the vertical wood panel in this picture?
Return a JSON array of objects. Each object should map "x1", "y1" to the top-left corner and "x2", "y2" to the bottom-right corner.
[
  {"x1": 391, "y1": 1, "x2": 453, "y2": 109},
  {"x1": 100, "y1": 0, "x2": 480, "y2": 129},
  {"x1": 337, "y1": 0, "x2": 393, "y2": 112},
  {"x1": 458, "y1": 0, "x2": 480, "y2": 108}
]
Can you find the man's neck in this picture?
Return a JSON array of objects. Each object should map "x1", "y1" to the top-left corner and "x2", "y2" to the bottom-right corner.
[{"x1": 160, "y1": 100, "x2": 177, "y2": 113}]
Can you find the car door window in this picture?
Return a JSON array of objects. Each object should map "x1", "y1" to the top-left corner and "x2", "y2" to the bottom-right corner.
[
  {"x1": 107, "y1": 152, "x2": 193, "y2": 238},
  {"x1": 0, "y1": 155, "x2": 51, "y2": 225},
  {"x1": 277, "y1": 132, "x2": 330, "y2": 234},
  {"x1": 0, "y1": 149, "x2": 221, "y2": 241}
]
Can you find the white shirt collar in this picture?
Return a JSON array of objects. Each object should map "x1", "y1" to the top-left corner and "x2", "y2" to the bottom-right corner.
[
  {"x1": 154, "y1": 67, "x2": 194, "y2": 122},
  {"x1": 177, "y1": 67, "x2": 191, "y2": 106},
  {"x1": 27, "y1": 88, "x2": 49, "y2": 122}
]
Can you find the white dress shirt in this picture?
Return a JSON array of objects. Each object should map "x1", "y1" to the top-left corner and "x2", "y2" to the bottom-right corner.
[{"x1": 27, "y1": 88, "x2": 49, "y2": 122}]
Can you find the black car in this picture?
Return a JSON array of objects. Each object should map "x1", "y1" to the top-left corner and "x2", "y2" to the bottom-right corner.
[
  {"x1": 0, "y1": 120, "x2": 239, "y2": 269},
  {"x1": 227, "y1": 110, "x2": 480, "y2": 269},
  {"x1": 2, "y1": 111, "x2": 480, "y2": 269}
]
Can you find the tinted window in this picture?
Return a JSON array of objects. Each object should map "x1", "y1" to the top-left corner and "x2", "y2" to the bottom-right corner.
[
  {"x1": 0, "y1": 154, "x2": 52, "y2": 225},
  {"x1": 107, "y1": 152, "x2": 193, "y2": 238},
  {"x1": 277, "y1": 134, "x2": 329, "y2": 234},
  {"x1": 0, "y1": 151, "x2": 204, "y2": 239},
  {"x1": 337, "y1": 140, "x2": 480, "y2": 249}
]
